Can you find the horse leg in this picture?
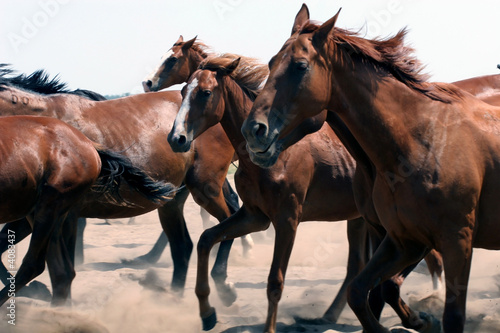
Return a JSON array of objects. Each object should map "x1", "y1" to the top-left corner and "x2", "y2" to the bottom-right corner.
[
  {"x1": 424, "y1": 249, "x2": 443, "y2": 290},
  {"x1": 0, "y1": 211, "x2": 65, "y2": 305},
  {"x1": 380, "y1": 261, "x2": 438, "y2": 331},
  {"x1": 196, "y1": 205, "x2": 271, "y2": 331},
  {"x1": 221, "y1": 178, "x2": 253, "y2": 256},
  {"x1": 322, "y1": 217, "x2": 368, "y2": 322},
  {"x1": 0, "y1": 219, "x2": 32, "y2": 286},
  {"x1": 131, "y1": 232, "x2": 169, "y2": 264},
  {"x1": 46, "y1": 218, "x2": 76, "y2": 306},
  {"x1": 157, "y1": 186, "x2": 192, "y2": 294},
  {"x1": 75, "y1": 217, "x2": 86, "y2": 266},
  {"x1": 440, "y1": 239, "x2": 473, "y2": 333},
  {"x1": 187, "y1": 178, "x2": 239, "y2": 306},
  {"x1": 347, "y1": 236, "x2": 429, "y2": 333},
  {"x1": 263, "y1": 216, "x2": 298, "y2": 333}
]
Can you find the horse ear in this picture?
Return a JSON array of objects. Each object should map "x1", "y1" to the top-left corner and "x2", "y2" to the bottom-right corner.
[
  {"x1": 175, "y1": 35, "x2": 184, "y2": 44},
  {"x1": 291, "y1": 3, "x2": 310, "y2": 35},
  {"x1": 182, "y1": 36, "x2": 197, "y2": 51},
  {"x1": 222, "y1": 58, "x2": 241, "y2": 76},
  {"x1": 313, "y1": 8, "x2": 341, "y2": 46}
]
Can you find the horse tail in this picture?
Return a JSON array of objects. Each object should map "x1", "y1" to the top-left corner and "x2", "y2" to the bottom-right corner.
[{"x1": 91, "y1": 144, "x2": 177, "y2": 206}]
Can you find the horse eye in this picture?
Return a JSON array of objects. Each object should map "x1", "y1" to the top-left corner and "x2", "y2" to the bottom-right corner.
[
  {"x1": 167, "y1": 57, "x2": 178, "y2": 63},
  {"x1": 203, "y1": 90, "x2": 212, "y2": 97}
]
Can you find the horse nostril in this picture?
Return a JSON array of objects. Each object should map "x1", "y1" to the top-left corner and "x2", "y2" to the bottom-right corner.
[
  {"x1": 177, "y1": 134, "x2": 187, "y2": 146},
  {"x1": 253, "y1": 123, "x2": 268, "y2": 139},
  {"x1": 146, "y1": 80, "x2": 153, "y2": 88}
]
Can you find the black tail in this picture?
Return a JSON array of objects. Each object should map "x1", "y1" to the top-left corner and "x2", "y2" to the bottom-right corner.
[{"x1": 92, "y1": 146, "x2": 177, "y2": 206}]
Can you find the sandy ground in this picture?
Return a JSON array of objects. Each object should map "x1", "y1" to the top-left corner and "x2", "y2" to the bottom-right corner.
[{"x1": 1, "y1": 175, "x2": 500, "y2": 333}]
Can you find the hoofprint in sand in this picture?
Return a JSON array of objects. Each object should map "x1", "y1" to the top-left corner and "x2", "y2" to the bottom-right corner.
[{"x1": 1, "y1": 175, "x2": 500, "y2": 332}]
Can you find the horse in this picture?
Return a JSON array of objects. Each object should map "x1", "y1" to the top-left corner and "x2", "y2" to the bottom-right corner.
[
  {"x1": 0, "y1": 115, "x2": 175, "y2": 306},
  {"x1": 243, "y1": 6, "x2": 500, "y2": 333},
  {"x1": 167, "y1": 53, "x2": 446, "y2": 332},
  {"x1": 153, "y1": 32, "x2": 500, "y2": 332},
  {"x1": 143, "y1": 36, "x2": 423, "y2": 329},
  {"x1": 0, "y1": 67, "x2": 240, "y2": 306},
  {"x1": 141, "y1": 37, "x2": 253, "y2": 262}
]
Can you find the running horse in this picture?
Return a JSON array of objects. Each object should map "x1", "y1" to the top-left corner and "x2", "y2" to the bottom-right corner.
[
  {"x1": 141, "y1": 37, "x2": 253, "y2": 262},
  {"x1": 243, "y1": 6, "x2": 500, "y2": 333},
  {"x1": 0, "y1": 115, "x2": 175, "y2": 306},
  {"x1": 169, "y1": 54, "x2": 445, "y2": 333},
  {"x1": 0, "y1": 67, "x2": 239, "y2": 306}
]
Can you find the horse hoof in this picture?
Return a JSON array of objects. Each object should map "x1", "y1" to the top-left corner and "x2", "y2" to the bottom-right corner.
[
  {"x1": 216, "y1": 282, "x2": 237, "y2": 307},
  {"x1": 418, "y1": 312, "x2": 442, "y2": 333},
  {"x1": 201, "y1": 307, "x2": 217, "y2": 331}
]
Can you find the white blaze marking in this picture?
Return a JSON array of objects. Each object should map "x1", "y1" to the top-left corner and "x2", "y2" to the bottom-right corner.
[
  {"x1": 173, "y1": 78, "x2": 198, "y2": 135},
  {"x1": 143, "y1": 49, "x2": 175, "y2": 82}
]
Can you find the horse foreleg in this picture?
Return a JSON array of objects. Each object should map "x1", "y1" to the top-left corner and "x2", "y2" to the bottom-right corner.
[
  {"x1": 196, "y1": 205, "x2": 270, "y2": 331},
  {"x1": 46, "y1": 218, "x2": 76, "y2": 306},
  {"x1": 323, "y1": 217, "x2": 368, "y2": 322},
  {"x1": 264, "y1": 216, "x2": 298, "y2": 333},
  {"x1": 75, "y1": 217, "x2": 86, "y2": 266},
  {"x1": 440, "y1": 238, "x2": 473, "y2": 333},
  {"x1": 221, "y1": 178, "x2": 254, "y2": 257},
  {"x1": 157, "y1": 186, "x2": 192, "y2": 294}
]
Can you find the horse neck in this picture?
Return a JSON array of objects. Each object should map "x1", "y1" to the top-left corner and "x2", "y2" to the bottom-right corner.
[
  {"x1": 326, "y1": 111, "x2": 375, "y2": 179},
  {"x1": 328, "y1": 62, "x2": 432, "y2": 171},
  {"x1": 218, "y1": 76, "x2": 254, "y2": 155}
]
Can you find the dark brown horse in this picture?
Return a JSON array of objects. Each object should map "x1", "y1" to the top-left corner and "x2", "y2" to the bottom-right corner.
[
  {"x1": 0, "y1": 68, "x2": 239, "y2": 306},
  {"x1": 243, "y1": 6, "x2": 500, "y2": 333},
  {"x1": 0, "y1": 115, "x2": 174, "y2": 306}
]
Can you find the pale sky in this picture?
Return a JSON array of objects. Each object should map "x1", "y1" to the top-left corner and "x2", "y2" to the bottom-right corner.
[{"x1": 1, "y1": 0, "x2": 499, "y2": 95}]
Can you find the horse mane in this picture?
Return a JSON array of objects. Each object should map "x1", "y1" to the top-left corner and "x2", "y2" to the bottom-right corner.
[
  {"x1": 0, "y1": 64, "x2": 106, "y2": 101},
  {"x1": 299, "y1": 23, "x2": 463, "y2": 103},
  {"x1": 200, "y1": 54, "x2": 269, "y2": 100},
  {"x1": 173, "y1": 40, "x2": 214, "y2": 60}
]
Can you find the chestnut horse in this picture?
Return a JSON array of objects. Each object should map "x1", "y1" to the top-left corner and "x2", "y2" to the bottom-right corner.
[
  {"x1": 168, "y1": 54, "x2": 444, "y2": 333},
  {"x1": 0, "y1": 68, "x2": 239, "y2": 305},
  {"x1": 149, "y1": 34, "x2": 499, "y2": 331},
  {"x1": 243, "y1": 6, "x2": 500, "y2": 333},
  {"x1": 0, "y1": 115, "x2": 174, "y2": 306}
]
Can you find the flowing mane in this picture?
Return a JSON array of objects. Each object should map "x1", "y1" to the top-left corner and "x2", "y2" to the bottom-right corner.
[
  {"x1": 200, "y1": 54, "x2": 269, "y2": 100},
  {"x1": 299, "y1": 22, "x2": 463, "y2": 103},
  {"x1": 0, "y1": 64, "x2": 106, "y2": 101},
  {"x1": 174, "y1": 40, "x2": 214, "y2": 60}
]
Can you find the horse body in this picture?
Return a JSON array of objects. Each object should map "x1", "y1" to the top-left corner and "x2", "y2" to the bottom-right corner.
[
  {"x1": 0, "y1": 76, "x2": 238, "y2": 303},
  {"x1": 0, "y1": 115, "x2": 174, "y2": 306},
  {"x1": 243, "y1": 6, "x2": 500, "y2": 332}
]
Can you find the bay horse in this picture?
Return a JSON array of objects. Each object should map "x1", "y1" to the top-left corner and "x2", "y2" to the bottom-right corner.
[
  {"x1": 0, "y1": 115, "x2": 174, "y2": 306},
  {"x1": 243, "y1": 6, "x2": 500, "y2": 333},
  {"x1": 168, "y1": 54, "x2": 444, "y2": 333},
  {"x1": 141, "y1": 37, "x2": 253, "y2": 262},
  {"x1": 0, "y1": 68, "x2": 239, "y2": 306}
]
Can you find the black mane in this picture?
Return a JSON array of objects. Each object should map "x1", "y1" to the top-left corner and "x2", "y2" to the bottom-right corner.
[{"x1": 0, "y1": 64, "x2": 106, "y2": 101}]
